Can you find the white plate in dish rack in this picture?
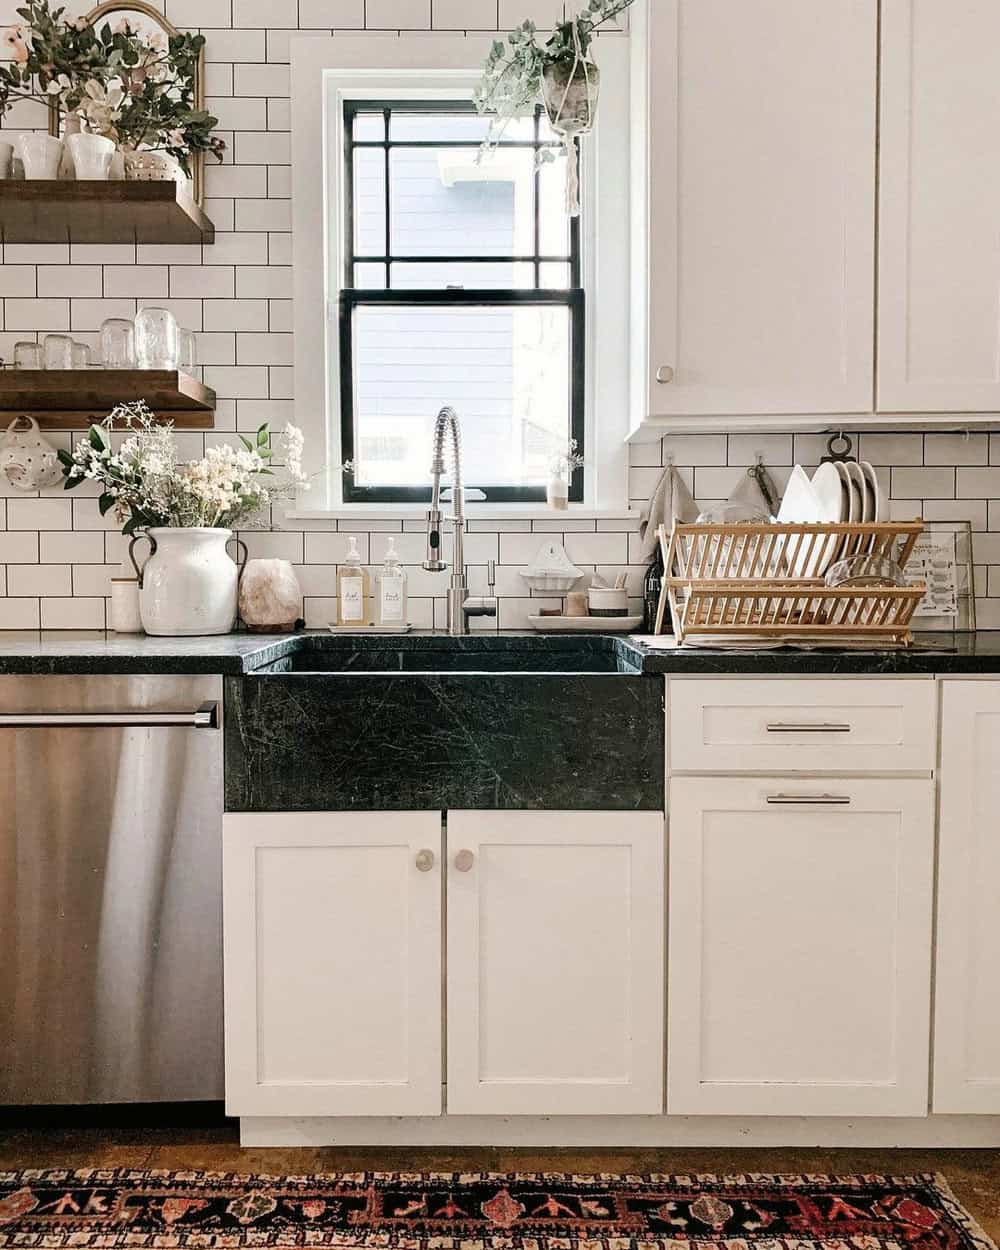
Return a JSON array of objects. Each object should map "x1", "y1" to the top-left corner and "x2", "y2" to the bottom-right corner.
[{"x1": 528, "y1": 615, "x2": 643, "y2": 632}]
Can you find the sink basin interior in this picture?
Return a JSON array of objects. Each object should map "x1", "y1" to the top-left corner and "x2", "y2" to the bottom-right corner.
[{"x1": 257, "y1": 636, "x2": 636, "y2": 674}]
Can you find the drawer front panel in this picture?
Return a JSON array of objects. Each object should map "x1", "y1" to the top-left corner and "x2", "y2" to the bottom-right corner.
[{"x1": 669, "y1": 678, "x2": 936, "y2": 773}]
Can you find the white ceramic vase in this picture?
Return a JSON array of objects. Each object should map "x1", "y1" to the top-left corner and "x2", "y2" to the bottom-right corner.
[
  {"x1": 129, "y1": 527, "x2": 246, "y2": 637},
  {"x1": 67, "y1": 132, "x2": 115, "y2": 180},
  {"x1": 18, "y1": 133, "x2": 64, "y2": 180}
]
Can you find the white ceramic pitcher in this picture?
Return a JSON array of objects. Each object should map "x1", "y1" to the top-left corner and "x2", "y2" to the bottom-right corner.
[{"x1": 129, "y1": 527, "x2": 247, "y2": 636}]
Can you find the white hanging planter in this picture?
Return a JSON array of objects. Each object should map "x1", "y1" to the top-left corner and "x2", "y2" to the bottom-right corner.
[{"x1": 541, "y1": 58, "x2": 600, "y2": 217}]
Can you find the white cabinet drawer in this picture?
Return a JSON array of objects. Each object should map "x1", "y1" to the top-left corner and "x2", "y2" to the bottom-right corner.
[{"x1": 668, "y1": 678, "x2": 936, "y2": 773}]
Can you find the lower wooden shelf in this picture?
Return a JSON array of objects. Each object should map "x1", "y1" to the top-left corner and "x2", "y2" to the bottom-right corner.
[{"x1": 0, "y1": 370, "x2": 216, "y2": 428}]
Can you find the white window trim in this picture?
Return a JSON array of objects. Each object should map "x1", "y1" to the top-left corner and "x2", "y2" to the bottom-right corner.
[{"x1": 289, "y1": 33, "x2": 632, "y2": 517}]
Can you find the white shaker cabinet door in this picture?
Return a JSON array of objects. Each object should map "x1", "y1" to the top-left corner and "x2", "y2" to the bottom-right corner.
[
  {"x1": 934, "y1": 682, "x2": 1000, "y2": 1113},
  {"x1": 639, "y1": 0, "x2": 876, "y2": 417},
  {"x1": 879, "y1": 1, "x2": 1000, "y2": 411},
  {"x1": 446, "y1": 810, "x2": 664, "y2": 1115},
  {"x1": 223, "y1": 811, "x2": 442, "y2": 1117},
  {"x1": 667, "y1": 778, "x2": 934, "y2": 1117}
]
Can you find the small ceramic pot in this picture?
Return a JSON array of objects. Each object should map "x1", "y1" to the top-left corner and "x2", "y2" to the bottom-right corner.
[
  {"x1": 18, "y1": 133, "x2": 64, "y2": 180},
  {"x1": 67, "y1": 132, "x2": 115, "y2": 180},
  {"x1": 110, "y1": 578, "x2": 143, "y2": 633},
  {"x1": 0, "y1": 416, "x2": 62, "y2": 490},
  {"x1": 129, "y1": 527, "x2": 248, "y2": 637},
  {"x1": 0, "y1": 141, "x2": 13, "y2": 180},
  {"x1": 124, "y1": 149, "x2": 180, "y2": 183},
  {"x1": 588, "y1": 586, "x2": 628, "y2": 618}
]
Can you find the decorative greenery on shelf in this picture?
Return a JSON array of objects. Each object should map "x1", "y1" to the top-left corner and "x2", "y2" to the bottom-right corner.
[
  {"x1": 474, "y1": 0, "x2": 634, "y2": 148},
  {"x1": 0, "y1": 0, "x2": 223, "y2": 173},
  {"x1": 58, "y1": 401, "x2": 306, "y2": 535}
]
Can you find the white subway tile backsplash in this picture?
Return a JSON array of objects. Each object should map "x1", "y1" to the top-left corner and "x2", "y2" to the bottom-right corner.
[{"x1": 0, "y1": 3, "x2": 999, "y2": 635}]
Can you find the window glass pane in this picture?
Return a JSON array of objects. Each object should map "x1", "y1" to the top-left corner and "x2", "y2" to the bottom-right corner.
[
  {"x1": 352, "y1": 111, "x2": 384, "y2": 141},
  {"x1": 351, "y1": 304, "x2": 571, "y2": 489},
  {"x1": 390, "y1": 146, "x2": 535, "y2": 257},
  {"x1": 354, "y1": 262, "x2": 387, "y2": 288},
  {"x1": 390, "y1": 261, "x2": 535, "y2": 289},
  {"x1": 388, "y1": 111, "x2": 535, "y2": 143},
  {"x1": 353, "y1": 148, "x2": 386, "y2": 256},
  {"x1": 538, "y1": 262, "x2": 570, "y2": 289},
  {"x1": 538, "y1": 155, "x2": 571, "y2": 255}
]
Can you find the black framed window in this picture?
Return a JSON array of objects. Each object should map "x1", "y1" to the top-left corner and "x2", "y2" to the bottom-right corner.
[{"x1": 339, "y1": 100, "x2": 585, "y2": 504}]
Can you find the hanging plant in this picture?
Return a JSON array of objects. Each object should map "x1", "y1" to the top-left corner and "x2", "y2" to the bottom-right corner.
[{"x1": 474, "y1": 0, "x2": 635, "y2": 216}]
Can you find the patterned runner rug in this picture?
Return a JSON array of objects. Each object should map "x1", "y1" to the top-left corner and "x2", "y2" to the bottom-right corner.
[{"x1": 0, "y1": 1169, "x2": 993, "y2": 1250}]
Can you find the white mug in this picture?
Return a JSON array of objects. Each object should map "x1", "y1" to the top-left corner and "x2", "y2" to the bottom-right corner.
[
  {"x1": 18, "y1": 133, "x2": 64, "y2": 180},
  {"x1": 67, "y1": 132, "x2": 115, "y2": 181}
]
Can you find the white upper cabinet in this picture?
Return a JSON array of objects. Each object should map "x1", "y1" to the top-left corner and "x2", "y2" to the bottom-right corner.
[
  {"x1": 446, "y1": 811, "x2": 664, "y2": 1115},
  {"x1": 223, "y1": 812, "x2": 443, "y2": 1118},
  {"x1": 632, "y1": 0, "x2": 877, "y2": 429},
  {"x1": 878, "y1": 1, "x2": 1000, "y2": 413},
  {"x1": 934, "y1": 682, "x2": 1000, "y2": 1113}
]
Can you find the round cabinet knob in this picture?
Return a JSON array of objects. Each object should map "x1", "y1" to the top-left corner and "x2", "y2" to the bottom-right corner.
[
  {"x1": 415, "y1": 849, "x2": 435, "y2": 872},
  {"x1": 656, "y1": 365, "x2": 675, "y2": 384},
  {"x1": 454, "y1": 849, "x2": 475, "y2": 872}
]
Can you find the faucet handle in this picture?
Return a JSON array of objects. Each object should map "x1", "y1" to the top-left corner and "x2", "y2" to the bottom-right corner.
[{"x1": 487, "y1": 558, "x2": 496, "y2": 589}]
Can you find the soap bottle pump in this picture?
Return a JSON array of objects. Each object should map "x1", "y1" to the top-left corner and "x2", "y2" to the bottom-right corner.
[
  {"x1": 337, "y1": 535, "x2": 370, "y2": 625},
  {"x1": 377, "y1": 536, "x2": 408, "y2": 627}
]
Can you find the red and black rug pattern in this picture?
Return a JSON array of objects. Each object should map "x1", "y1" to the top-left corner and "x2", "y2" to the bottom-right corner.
[{"x1": 0, "y1": 1169, "x2": 993, "y2": 1250}]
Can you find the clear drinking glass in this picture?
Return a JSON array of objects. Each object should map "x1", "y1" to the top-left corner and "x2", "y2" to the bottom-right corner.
[
  {"x1": 134, "y1": 307, "x2": 179, "y2": 370},
  {"x1": 178, "y1": 327, "x2": 197, "y2": 374},
  {"x1": 100, "y1": 318, "x2": 136, "y2": 369},
  {"x1": 13, "y1": 341, "x2": 42, "y2": 369},
  {"x1": 42, "y1": 333, "x2": 73, "y2": 370},
  {"x1": 71, "y1": 341, "x2": 92, "y2": 370}
]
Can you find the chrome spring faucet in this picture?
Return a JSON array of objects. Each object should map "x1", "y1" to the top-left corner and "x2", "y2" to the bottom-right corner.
[{"x1": 423, "y1": 406, "x2": 498, "y2": 636}]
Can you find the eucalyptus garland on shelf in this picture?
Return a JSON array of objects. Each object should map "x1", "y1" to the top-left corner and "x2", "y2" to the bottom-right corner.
[{"x1": 0, "y1": 0, "x2": 223, "y2": 173}]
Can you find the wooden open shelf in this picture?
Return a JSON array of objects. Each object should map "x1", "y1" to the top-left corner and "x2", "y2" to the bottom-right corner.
[
  {"x1": 0, "y1": 370, "x2": 216, "y2": 428},
  {"x1": 0, "y1": 180, "x2": 214, "y2": 245}
]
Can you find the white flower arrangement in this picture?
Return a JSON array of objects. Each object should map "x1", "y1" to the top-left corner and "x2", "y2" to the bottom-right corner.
[{"x1": 58, "y1": 401, "x2": 308, "y2": 536}]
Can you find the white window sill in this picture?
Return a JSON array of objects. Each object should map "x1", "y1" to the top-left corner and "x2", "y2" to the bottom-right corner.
[{"x1": 286, "y1": 506, "x2": 641, "y2": 521}]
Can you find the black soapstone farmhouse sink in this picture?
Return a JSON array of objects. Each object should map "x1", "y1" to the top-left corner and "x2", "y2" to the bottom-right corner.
[{"x1": 224, "y1": 633, "x2": 663, "y2": 813}]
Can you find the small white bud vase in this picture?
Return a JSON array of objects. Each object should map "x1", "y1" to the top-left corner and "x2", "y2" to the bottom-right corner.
[
  {"x1": 238, "y1": 558, "x2": 303, "y2": 632},
  {"x1": 546, "y1": 473, "x2": 570, "y2": 511},
  {"x1": 129, "y1": 527, "x2": 246, "y2": 637},
  {"x1": 67, "y1": 133, "x2": 115, "y2": 180},
  {"x1": 18, "y1": 134, "x2": 64, "y2": 180},
  {"x1": 0, "y1": 416, "x2": 62, "y2": 490}
]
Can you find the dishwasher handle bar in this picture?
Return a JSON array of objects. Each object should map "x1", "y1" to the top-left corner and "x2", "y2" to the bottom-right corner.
[{"x1": 0, "y1": 701, "x2": 219, "y2": 729}]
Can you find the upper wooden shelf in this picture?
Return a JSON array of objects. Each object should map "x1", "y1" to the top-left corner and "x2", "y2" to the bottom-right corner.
[
  {"x1": 0, "y1": 370, "x2": 216, "y2": 428},
  {"x1": 0, "y1": 180, "x2": 214, "y2": 245}
]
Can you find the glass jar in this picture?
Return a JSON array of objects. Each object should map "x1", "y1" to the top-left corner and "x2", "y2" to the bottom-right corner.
[
  {"x1": 71, "y1": 341, "x2": 92, "y2": 370},
  {"x1": 178, "y1": 327, "x2": 198, "y2": 374},
  {"x1": 135, "y1": 307, "x2": 178, "y2": 370},
  {"x1": 13, "y1": 341, "x2": 42, "y2": 370},
  {"x1": 42, "y1": 334, "x2": 73, "y2": 370},
  {"x1": 100, "y1": 318, "x2": 136, "y2": 369}
]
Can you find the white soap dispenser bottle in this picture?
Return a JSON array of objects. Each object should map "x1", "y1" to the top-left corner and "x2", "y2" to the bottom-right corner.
[
  {"x1": 337, "y1": 535, "x2": 370, "y2": 625},
  {"x1": 377, "y1": 536, "x2": 408, "y2": 628}
]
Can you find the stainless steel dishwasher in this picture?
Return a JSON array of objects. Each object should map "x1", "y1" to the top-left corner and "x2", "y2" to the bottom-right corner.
[{"x1": 0, "y1": 674, "x2": 225, "y2": 1104}]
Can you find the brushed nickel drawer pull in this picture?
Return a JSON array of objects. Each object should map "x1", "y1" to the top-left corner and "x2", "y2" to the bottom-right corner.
[
  {"x1": 766, "y1": 722, "x2": 852, "y2": 733},
  {"x1": 0, "y1": 702, "x2": 218, "y2": 729},
  {"x1": 766, "y1": 793, "x2": 852, "y2": 806}
]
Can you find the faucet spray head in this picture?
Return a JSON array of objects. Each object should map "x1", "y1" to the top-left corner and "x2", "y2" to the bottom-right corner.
[{"x1": 423, "y1": 507, "x2": 446, "y2": 571}]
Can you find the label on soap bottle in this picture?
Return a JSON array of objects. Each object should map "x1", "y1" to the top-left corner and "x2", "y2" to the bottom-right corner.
[
  {"x1": 340, "y1": 576, "x2": 364, "y2": 622},
  {"x1": 380, "y1": 576, "x2": 405, "y2": 623}
]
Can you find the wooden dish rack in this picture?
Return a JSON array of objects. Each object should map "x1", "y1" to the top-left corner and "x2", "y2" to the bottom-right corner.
[{"x1": 656, "y1": 520, "x2": 927, "y2": 646}]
